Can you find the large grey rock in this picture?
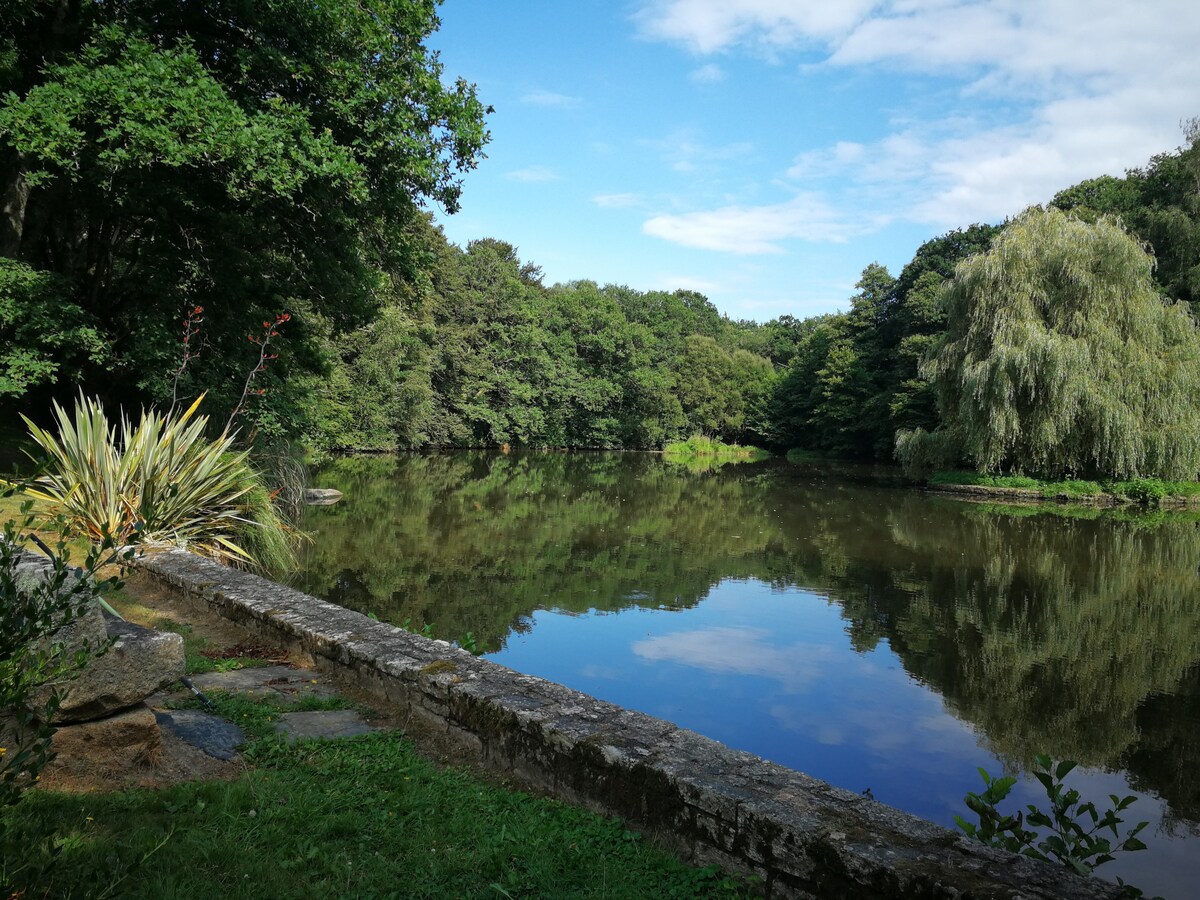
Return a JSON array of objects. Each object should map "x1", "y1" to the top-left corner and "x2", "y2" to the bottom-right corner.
[
  {"x1": 13, "y1": 548, "x2": 110, "y2": 654},
  {"x1": 302, "y1": 488, "x2": 343, "y2": 506},
  {"x1": 33, "y1": 615, "x2": 185, "y2": 723}
]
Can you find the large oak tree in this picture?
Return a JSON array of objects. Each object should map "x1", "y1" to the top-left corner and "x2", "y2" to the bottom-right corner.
[{"x1": 0, "y1": 0, "x2": 489, "y2": 435}]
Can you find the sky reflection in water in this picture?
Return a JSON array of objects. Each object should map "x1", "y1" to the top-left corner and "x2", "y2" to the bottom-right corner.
[{"x1": 295, "y1": 453, "x2": 1200, "y2": 898}]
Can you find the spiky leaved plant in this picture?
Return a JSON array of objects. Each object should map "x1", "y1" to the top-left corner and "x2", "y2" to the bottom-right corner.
[{"x1": 20, "y1": 394, "x2": 284, "y2": 567}]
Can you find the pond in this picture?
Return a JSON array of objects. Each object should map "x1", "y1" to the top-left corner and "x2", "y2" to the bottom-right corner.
[{"x1": 293, "y1": 452, "x2": 1200, "y2": 898}]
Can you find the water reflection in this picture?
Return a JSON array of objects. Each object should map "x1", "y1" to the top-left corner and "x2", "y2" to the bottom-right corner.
[{"x1": 294, "y1": 452, "x2": 1200, "y2": 896}]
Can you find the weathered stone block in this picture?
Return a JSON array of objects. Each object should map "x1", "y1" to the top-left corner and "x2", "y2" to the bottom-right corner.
[{"x1": 34, "y1": 616, "x2": 184, "y2": 723}]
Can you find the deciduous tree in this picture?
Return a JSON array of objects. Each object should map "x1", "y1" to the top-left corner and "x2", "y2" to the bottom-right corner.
[{"x1": 899, "y1": 207, "x2": 1200, "y2": 479}]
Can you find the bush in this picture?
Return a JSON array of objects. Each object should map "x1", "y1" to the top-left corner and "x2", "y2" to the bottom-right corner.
[
  {"x1": 1109, "y1": 478, "x2": 1169, "y2": 505},
  {"x1": 1, "y1": 507, "x2": 126, "y2": 811},
  {"x1": 20, "y1": 395, "x2": 292, "y2": 570},
  {"x1": 957, "y1": 756, "x2": 1149, "y2": 894}
]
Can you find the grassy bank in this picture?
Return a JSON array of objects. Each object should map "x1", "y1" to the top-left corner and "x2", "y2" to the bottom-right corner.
[
  {"x1": 3, "y1": 588, "x2": 747, "y2": 898},
  {"x1": 662, "y1": 436, "x2": 770, "y2": 468},
  {"x1": 5, "y1": 726, "x2": 747, "y2": 898},
  {"x1": 928, "y1": 470, "x2": 1200, "y2": 505}
]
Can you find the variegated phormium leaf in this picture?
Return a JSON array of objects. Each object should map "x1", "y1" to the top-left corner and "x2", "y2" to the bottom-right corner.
[{"x1": 20, "y1": 395, "x2": 269, "y2": 565}]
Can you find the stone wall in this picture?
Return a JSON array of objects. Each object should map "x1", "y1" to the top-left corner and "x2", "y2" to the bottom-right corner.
[{"x1": 136, "y1": 548, "x2": 1123, "y2": 899}]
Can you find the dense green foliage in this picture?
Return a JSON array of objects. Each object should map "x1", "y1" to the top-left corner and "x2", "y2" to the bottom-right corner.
[
  {"x1": 898, "y1": 208, "x2": 1200, "y2": 479},
  {"x1": 1052, "y1": 119, "x2": 1200, "y2": 313},
  {"x1": 2, "y1": 1, "x2": 1197, "y2": 479},
  {"x1": 311, "y1": 228, "x2": 780, "y2": 450},
  {"x1": 771, "y1": 227, "x2": 1002, "y2": 460},
  {"x1": 773, "y1": 128, "x2": 1200, "y2": 478},
  {"x1": 1, "y1": 0, "x2": 489, "y2": 438}
]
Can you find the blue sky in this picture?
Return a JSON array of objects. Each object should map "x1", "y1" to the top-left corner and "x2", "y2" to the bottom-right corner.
[{"x1": 427, "y1": 1, "x2": 1199, "y2": 322}]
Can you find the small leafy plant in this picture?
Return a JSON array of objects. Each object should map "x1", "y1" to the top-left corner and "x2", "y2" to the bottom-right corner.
[
  {"x1": 956, "y1": 755, "x2": 1150, "y2": 892},
  {"x1": 1, "y1": 508, "x2": 130, "y2": 810}
]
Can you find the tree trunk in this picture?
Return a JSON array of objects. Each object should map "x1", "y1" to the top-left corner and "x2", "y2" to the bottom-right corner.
[{"x1": 0, "y1": 152, "x2": 29, "y2": 258}]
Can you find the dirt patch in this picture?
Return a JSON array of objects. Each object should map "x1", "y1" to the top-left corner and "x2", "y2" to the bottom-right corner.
[{"x1": 39, "y1": 723, "x2": 242, "y2": 794}]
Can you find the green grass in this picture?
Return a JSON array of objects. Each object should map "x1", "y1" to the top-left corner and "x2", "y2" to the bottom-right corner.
[
  {"x1": 178, "y1": 690, "x2": 356, "y2": 741},
  {"x1": 662, "y1": 435, "x2": 770, "y2": 471},
  {"x1": 928, "y1": 471, "x2": 1045, "y2": 490},
  {"x1": 4, "y1": 725, "x2": 748, "y2": 899}
]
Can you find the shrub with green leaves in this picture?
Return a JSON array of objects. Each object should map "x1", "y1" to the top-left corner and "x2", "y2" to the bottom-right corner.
[
  {"x1": 957, "y1": 755, "x2": 1149, "y2": 893},
  {"x1": 20, "y1": 395, "x2": 291, "y2": 569},
  {"x1": 0, "y1": 510, "x2": 126, "y2": 809}
]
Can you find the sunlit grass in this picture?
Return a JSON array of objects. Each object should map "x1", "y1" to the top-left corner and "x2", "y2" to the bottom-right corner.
[
  {"x1": 6, "y1": 730, "x2": 748, "y2": 898},
  {"x1": 662, "y1": 436, "x2": 770, "y2": 473}
]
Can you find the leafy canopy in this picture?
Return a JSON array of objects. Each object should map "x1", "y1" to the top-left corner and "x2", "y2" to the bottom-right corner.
[
  {"x1": 901, "y1": 207, "x2": 1200, "y2": 480},
  {"x1": 0, "y1": 1, "x2": 489, "y2": 435}
]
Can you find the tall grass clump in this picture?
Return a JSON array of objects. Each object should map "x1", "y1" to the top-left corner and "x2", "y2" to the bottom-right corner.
[
  {"x1": 19, "y1": 395, "x2": 293, "y2": 571},
  {"x1": 663, "y1": 435, "x2": 769, "y2": 461}
]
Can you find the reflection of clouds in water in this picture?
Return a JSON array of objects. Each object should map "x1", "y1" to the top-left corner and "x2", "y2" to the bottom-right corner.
[
  {"x1": 631, "y1": 626, "x2": 838, "y2": 691},
  {"x1": 767, "y1": 679, "x2": 980, "y2": 768},
  {"x1": 634, "y1": 624, "x2": 987, "y2": 777},
  {"x1": 816, "y1": 724, "x2": 845, "y2": 745}
]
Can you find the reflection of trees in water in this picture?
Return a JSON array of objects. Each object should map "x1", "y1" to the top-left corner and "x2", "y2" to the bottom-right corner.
[
  {"x1": 793, "y1": 500, "x2": 1200, "y2": 829},
  {"x1": 293, "y1": 452, "x2": 787, "y2": 647},
  {"x1": 294, "y1": 453, "x2": 1200, "y2": 827}
]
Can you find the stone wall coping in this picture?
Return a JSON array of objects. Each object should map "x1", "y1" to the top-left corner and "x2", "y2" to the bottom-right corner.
[{"x1": 135, "y1": 548, "x2": 1123, "y2": 899}]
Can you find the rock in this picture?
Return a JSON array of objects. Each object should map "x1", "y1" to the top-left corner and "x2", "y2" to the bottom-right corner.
[
  {"x1": 46, "y1": 704, "x2": 162, "y2": 774},
  {"x1": 275, "y1": 709, "x2": 378, "y2": 741},
  {"x1": 154, "y1": 709, "x2": 244, "y2": 761},
  {"x1": 303, "y1": 488, "x2": 343, "y2": 506},
  {"x1": 15, "y1": 549, "x2": 110, "y2": 659},
  {"x1": 33, "y1": 615, "x2": 185, "y2": 723},
  {"x1": 189, "y1": 665, "x2": 338, "y2": 702}
]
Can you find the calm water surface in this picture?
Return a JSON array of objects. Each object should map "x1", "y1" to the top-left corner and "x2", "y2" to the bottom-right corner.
[{"x1": 294, "y1": 452, "x2": 1200, "y2": 897}]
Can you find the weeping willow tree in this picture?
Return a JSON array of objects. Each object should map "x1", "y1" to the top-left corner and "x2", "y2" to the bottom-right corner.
[{"x1": 898, "y1": 207, "x2": 1200, "y2": 479}]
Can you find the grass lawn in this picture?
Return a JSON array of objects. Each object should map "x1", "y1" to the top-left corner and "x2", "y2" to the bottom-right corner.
[
  {"x1": 3, "y1": 567, "x2": 749, "y2": 899},
  {"x1": 5, "y1": 721, "x2": 747, "y2": 899}
]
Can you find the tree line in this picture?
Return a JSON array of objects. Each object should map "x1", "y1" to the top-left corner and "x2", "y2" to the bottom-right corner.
[{"x1": 3, "y1": 3, "x2": 1199, "y2": 478}]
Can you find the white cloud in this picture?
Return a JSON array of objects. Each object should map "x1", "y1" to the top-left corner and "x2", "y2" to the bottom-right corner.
[
  {"x1": 632, "y1": 626, "x2": 837, "y2": 691},
  {"x1": 635, "y1": 0, "x2": 1200, "y2": 229},
  {"x1": 786, "y1": 141, "x2": 866, "y2": 180},
  {"x1": 689, "y1": 62, "x2": 725, "y2": 83},
  {"x1": 520, "y1": 89, "x2": 582, "y2": 108},
  {"x1": 634, "y1": 0, "x2": 876, "y2": 53},
  {"x1": 643, "y1": 193, "x2": 854, "y2": 253},
  {"x1": 593, "y1": 192, "x2": 643, "y2": 209},
  {"x1": 505, "y1": 166, "x2": 561, "y2": 183}
]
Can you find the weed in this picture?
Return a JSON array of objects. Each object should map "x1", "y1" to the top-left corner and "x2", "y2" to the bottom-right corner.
[{"x1": 957, "y1": 756, "x2": 1152, "y2": 896}]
